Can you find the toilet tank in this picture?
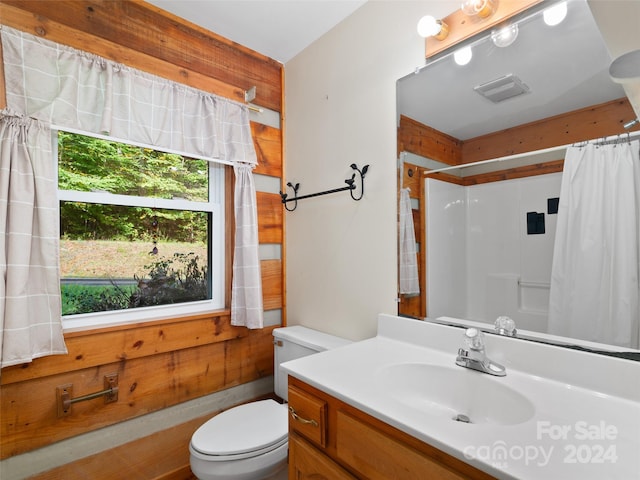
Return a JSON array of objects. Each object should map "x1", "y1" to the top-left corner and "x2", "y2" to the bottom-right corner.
[{"x1": 272, "y1": 326, "x2": 350, "y2": 401}]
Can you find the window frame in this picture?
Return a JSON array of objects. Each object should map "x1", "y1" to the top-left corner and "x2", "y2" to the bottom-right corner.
[{"x1": 54, "y1": 127, "x2": 227, "y2": 332}]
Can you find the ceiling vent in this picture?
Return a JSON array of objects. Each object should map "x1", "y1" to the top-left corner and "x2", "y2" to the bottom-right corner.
[{"x1": 474, "y1": 73, "x2": 530, "y2": 103}]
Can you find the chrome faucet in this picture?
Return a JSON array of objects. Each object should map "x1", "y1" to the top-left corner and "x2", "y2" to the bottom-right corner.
[{"x1": 455, "y1": 328, "x2": 506, "y2": 377}]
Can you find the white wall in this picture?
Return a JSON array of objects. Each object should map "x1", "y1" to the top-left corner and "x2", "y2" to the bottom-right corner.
[{"x1": 284, "y1": 1, "x2": 457, "y2": 340}]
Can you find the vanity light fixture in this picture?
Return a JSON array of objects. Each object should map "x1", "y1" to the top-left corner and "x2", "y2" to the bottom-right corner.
[
  {"x1": 461, "y1": 0, "x2": 497, "y2": 19},
  {"x1": 491, "y1": 23, "x2": 519, "y2": 48},
  {"x1": 454, "y1": 46, "x2": 473, "y2": 66},
  {"x1": 543, "y1": 1, "x2": 568, "y2": 26},
  {"x1": 417, "y1": 15, "x2": 449, "y2": 40}
]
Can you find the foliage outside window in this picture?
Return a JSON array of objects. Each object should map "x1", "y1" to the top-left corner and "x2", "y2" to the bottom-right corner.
[{"x1": 57, "y1": 131, "x2": 225, "y2": 327}]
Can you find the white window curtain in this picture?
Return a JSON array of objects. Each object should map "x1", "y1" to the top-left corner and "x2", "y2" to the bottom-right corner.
[
  {"x1": 0, "y1": 112, "x2": 68, "y2": 367},
  {"x1": 232, "y1": 164, "x2": 264, "y2": 328},
  {"x1": 548, "y1": 141, "x2": 640, "y2": 348},
  {"x1": 1, "y1": 25, "x2": 263, "y2": 364},
  {"x1": 1, "y1": 26, "x2": 256, "y2": 164}
]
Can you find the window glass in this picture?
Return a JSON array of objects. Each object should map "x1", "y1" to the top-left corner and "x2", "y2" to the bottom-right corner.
[
  {"x1": 57, "y1": 131, "x2": 223, "y2": 323},
  {"x1": 58, "y1": 131, "x2": 209, "y2": 201}
]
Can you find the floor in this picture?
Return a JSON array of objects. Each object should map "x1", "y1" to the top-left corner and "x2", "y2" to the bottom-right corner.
[{"x1": 26, "y1": 415, "x2": 206, "y2": 480}]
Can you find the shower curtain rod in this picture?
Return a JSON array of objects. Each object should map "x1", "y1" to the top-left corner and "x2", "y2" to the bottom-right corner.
[{"x1": 423, "y1": 129, "x2": 640, "y2": 176}]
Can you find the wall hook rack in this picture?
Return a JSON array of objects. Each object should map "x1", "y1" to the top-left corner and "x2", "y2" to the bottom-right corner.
[{"x1": 280, "y1": 163, "x2": 369, "y2": 211}]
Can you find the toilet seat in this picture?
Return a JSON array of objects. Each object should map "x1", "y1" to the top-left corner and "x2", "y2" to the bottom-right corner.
[{"x1": 190, "y1": 399, "x2": 288, "y2": 461}]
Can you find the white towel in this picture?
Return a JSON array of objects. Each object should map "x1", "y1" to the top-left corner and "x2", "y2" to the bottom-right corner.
[{"x1": 399, "y1": 188, "x2": 420, "y2": 295}]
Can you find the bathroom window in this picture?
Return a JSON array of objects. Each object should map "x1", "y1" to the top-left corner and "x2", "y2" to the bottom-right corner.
[{"x1": 56, "y1": 130, "x2": 226, "y2": 329}]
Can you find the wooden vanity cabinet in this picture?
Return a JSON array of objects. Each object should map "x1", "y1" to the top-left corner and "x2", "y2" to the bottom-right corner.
[
  {"x1": 289, "y1": 433, "x2": 357, "y2": 480},
  {"x1": 288, "y1": 376, "x2": 495, "y2": 480}
]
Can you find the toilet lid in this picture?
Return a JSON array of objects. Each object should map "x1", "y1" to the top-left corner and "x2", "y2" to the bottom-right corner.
[{"x1": 191, "y1": 399, "x2": 288, "y2": 457}]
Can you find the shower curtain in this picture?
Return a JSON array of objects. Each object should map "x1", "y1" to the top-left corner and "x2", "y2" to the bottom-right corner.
[{"x1": 548, "y1": 140, "x2": 640, "y2": 348}]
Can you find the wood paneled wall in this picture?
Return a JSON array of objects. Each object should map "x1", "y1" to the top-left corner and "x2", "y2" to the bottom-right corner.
[
  {"x1": 1, "y1": 315, "x2": 276, "y2": 457},
  {"x1": 397, "y1": 115, "x2": 463, "y2": 166},
  {"x1": 0, "y1": 0, "x2": 282, "y2": 110},
  {"x1": 0, "y1": 0, "x2": 285, "y2": 471},
  {"x1": 400, "y1": 98, "x2": 637, "y2": 167},
  {"x1": 461, "y1": 98, "x2": 638, "y2": 164}
]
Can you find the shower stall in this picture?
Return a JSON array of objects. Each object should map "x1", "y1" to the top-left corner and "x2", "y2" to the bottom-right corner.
[{"x1": 425, "y1": 172, "x2": 562, "y2": 334}]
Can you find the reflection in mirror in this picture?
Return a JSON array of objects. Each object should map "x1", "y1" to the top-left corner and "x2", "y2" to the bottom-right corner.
[{"x1": 396, "y1": 0, "x2": 640, "y2": 357}]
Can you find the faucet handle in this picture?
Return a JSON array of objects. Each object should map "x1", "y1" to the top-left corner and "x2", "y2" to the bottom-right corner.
[
  {"x1": 495, "y1": 316, "x2": 517, "y2": 337},
  {"x1": 463, "y1": 328, "x2": 484, "y2": 350}
]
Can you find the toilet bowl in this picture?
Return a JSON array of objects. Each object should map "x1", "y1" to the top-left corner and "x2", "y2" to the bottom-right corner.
[
  {"x1": 189, "y1": 326, "x2": 350, "y2": 480},
  {"x1": 189, "y1": 399, "x2": 288, "y2": 480}
]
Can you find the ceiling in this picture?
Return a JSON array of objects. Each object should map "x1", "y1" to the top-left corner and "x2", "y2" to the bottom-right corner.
[{"x1": 145, "y1": 0, "x2": 368, "y2": 64}]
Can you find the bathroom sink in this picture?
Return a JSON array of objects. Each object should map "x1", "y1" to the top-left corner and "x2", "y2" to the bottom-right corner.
[{"x1": 375, "y1": 363, "x2": 535, "y2": 426}]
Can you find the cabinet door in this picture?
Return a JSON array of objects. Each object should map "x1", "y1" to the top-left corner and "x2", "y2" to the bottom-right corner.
[
  {"x1": 336, "y1": 410, "x2": 474, "y2": 480},
  {"x1": 289, "y1": 433, "x2": 356, "y2": 480}
]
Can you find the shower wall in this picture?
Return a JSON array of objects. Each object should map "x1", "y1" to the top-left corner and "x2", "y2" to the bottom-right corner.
[
  {"x1": 426, "y1": 173, "x2": 562, "y2": 333},
  {"x1": 425, "y1": 179, "x2": 467, "y2": 319}
]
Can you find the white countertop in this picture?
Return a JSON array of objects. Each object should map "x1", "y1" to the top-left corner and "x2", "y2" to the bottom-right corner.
[{"x1": 282, "y1": 314, "x2": 640, "y2": 480}]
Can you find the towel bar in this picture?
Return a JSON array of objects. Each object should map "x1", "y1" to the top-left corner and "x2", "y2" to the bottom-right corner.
[
  {"x1": 280, "y1": 163, "x2": 369, "y2": 211},
  {"x1": 56, "y1": 374, "x2": 118, "y2": 417}
]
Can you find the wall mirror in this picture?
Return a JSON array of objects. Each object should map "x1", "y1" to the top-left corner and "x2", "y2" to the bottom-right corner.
[{"x1": 396, "y1": 0, "x2": 640, "y2": 359}]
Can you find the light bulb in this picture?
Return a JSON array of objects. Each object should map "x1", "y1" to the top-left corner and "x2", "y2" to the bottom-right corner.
[
  {"x1": 454, "y1": 46, "x2": 473, "y2": 66},
  {"x1": 544, "y1": 2, "x2": 568, "y2": 26},
  {"x1": 461, "y1": 0, "x2": 496, "y2": 19},
  {"x1": 417, "y1": 16, "x2": 439, "y2": 37},
  {"x1": 491, "y1": 23, "x2": 519, "y2": 48},
  {"x1": 417, "y1": 15, "x2": 449, "y2": 40}
]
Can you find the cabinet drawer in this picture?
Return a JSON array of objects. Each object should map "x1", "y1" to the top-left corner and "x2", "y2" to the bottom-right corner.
[
  {"x1": 288, "y1": 385, "x2": 327, "y2": 448},
  {"x1": 336, "y1": 410, "x2": 472, "y2": 480},
  {"x1": 289, "y1": 433, "x2": 356, "y2": 480}
]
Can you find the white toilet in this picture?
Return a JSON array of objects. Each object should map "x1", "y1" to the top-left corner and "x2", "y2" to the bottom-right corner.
[{"x1": 189, "y1": 326, "x2": 350, "y2": 480}]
